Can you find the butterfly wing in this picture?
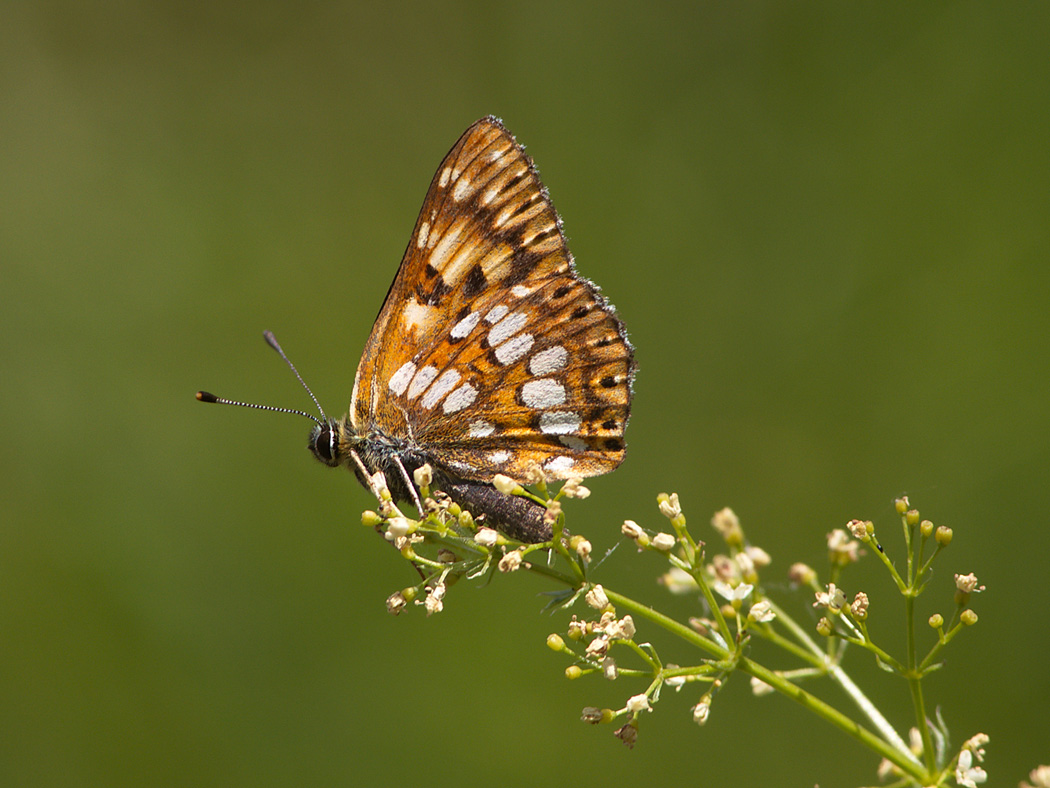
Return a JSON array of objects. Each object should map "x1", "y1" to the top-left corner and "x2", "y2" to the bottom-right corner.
[{"x1": 350, "y1": 117, "x2": 634, "y2": 482}]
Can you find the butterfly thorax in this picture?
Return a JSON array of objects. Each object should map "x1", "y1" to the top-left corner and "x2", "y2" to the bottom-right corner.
[
  {"x1": 309, "y1": 417, "x2": 430, "y2": 503},
  {"x1": 310, "y1": 414, "x2": 558, "y2": 542}
]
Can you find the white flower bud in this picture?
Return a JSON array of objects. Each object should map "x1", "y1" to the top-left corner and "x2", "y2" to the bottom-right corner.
[
  {"x1": 585, "y1": 584, "x2": 610, "y2": 610},
  {"x1": 651, "y1": 532, "x2": 676, "y2": 551},
  {"x1": 474, "y1": 527, "x2": 499, "y2": 547},
  {"x1": 493, "y1": 474, "x2": 520, "y2": 495}
]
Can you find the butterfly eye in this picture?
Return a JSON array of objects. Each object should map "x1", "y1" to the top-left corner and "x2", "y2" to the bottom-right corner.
[{"x1": 309, "y1": 424, "x2": 340, "y2": 467}]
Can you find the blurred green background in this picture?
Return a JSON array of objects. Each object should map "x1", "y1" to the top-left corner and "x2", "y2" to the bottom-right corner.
[{"x1": 3, "y1": 2, "x2": 1047, "y2": 785}]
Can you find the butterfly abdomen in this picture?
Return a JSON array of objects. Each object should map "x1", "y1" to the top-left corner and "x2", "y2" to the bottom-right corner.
[{"x1": 446, "y1": 481, "x2": 551, "y2": 543}]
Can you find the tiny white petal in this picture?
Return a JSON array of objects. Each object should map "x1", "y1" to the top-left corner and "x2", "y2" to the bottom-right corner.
[
  {"x1": 625, "y1": 694, "x2": 651, "y2": 713},
  {"x1": 651, "y1": 532, "x2": 676, "y2": 551},
  {"x1": 492, "y1": 474, "x2": 519, "y2": 494},
  {"x1": 585, "y1": 584, "x2": 609, "y2": 610},
  {"x1": 748, "y1": 600, "x2": 775, "y2": 623},
  {"x1": 475, "y1": 527, "x2": 499, "y2": 547}
]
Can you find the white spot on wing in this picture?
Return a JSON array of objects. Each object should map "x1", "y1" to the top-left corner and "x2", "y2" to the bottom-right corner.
[
  {"x1": 442, "y1": 246, "x2": 477, "y2": 286},
  {"x1": 539, "y1": 410, "x2": 581, "y2": 435},
  {"x1": 407, "y1": 366, "x2": 438, "y2": 399},
  {"x1": 496, "y1": 199, "x2": 543, "y2": 230},
  {"x1": 521, "y1": 379, "x2": 566, "y2": 409},
  {"x1": 417, "y1": 220, "x2": 430, "y2": 249},
  {"x1": 389, "y1": 362, "x2": 416, "y2": 396},
  {"x1": 511, "y1": 285, "x2": 532, "y2": 298},
  {"x1": 488, "y1": 312, "x2": 528, "y2": 346},
  {"x1": 481, "y1": 186, "x2": 500, "y2": 206},
  {"x1": 439, "y1": 167, "x2": 451, "y2": 188},
  {"x1": 476, "y1": 243, "x2": 513, "y2": 276},
  {"x1": 428, "y1": 218, "x2": 465, "y2": 271},
  {"x1": 485, "y1": 164, "x2": 527, "y2": 210},
  {"x1": 420, "y1": 369, "x2": 461, "y2": 409},
  {"x1": 494, "y1": 333, "x2": 534, "y2": 365},
  {"x1": 559, "y1": 436, "x2": 588, "y2": 451},
  {"x1": 452, "y1": 176, "x2": 474, "y2": 202},
  {"x1": 484, "y1": 304, "x2": 508, "y2": 324},
  {"x1": 522, "y1": 222, "x2": 556, "y2": 247},
  {"x1": 529, "y1": 345, "x2": 568, "y2": 376},
  {"x1": 443, "y1": 382, "x2": 478, "y2": 414},
  {"x1": 489, "y1": 450, "x2": 511, "y2": 464},
  {"x1": 468, "y1": 419, "x2": 495, "y2": 438},
  {"x1": 401, "y1": 298, "x2": 433, "y2": 334},
  {"x1": 450, "y1": 310, "x2": 481, "y2": 340},
  {"x1": 545, "y1": 456, "x2": 575, "y2": 473},
  {"x1": 494, "y1": 205, "x2": 514, "y2": 228}
]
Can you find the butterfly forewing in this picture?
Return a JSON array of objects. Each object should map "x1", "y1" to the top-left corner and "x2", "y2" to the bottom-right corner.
[{"x1": 349, "y1": 116, "x2": 634, "y2": 484}]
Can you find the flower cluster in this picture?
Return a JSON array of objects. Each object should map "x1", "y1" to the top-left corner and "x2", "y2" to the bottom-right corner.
[{"x1": 355, "y1": 471, "x2": 989, "y2": 786}]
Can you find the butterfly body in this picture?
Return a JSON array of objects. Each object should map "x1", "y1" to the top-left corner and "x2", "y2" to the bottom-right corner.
[{"x1": 311, "y1": 117, "x2": 634, "y2": 540}]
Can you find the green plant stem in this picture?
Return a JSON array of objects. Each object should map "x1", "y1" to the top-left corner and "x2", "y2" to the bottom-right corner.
[
  {"x1": 621, "y1": 638, "x2": 662, "y2": 671},
  {"x1": 604, "y1": 589, "x2": 731, "y2": 660},
  {"x1": 604, "y1": 589, "x2": 927, "y2": 782},
  {"x1": 666, "y1": 553, "x2": 733, "y2": 646},
  {"x1": 766, "y1": 599, "x2": 823, "y2": 656},
  {"x1": 870, "y1": 539, "x2": 908, "y2": 591},
  {"x1": 919, "y1": 620, "x2": 968, "y2": 672},
  {"x1": 905, "y1": 593, "x2": 935, "y2": 771},
  {"x1": 750, "y1": 623, "x2": 818, "y2": 665},
  {"x1": 841, "y1": 633, "x2": 904, "y2": 671},
  {"x1": 827, "y1": 662, "x2": 916, "y2": 764},
  {"x1": 518, "y1": 557, "x2": 579, "y2": 586},
  {"x1": 916, "y1": 545, "x2": 943, "y2": 580},
  {"x1": 903, "y1": 517, "x2": 915, "y2": 585},
  {"x1": 767, "y1": 601, "x2": 915, "y2": 763},
  {"x1": 742, "y1": 657, "x2": 927, "y2": 782}
]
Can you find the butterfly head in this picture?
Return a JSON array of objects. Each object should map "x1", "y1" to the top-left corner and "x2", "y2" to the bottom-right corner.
[{"x1": 308, "y1": 420, "x2": 343, "y2": 468}]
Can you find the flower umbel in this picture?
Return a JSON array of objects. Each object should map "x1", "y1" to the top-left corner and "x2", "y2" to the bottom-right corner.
[{"x1": 353, "y1": 475, "x2": 982, "y2": 785}]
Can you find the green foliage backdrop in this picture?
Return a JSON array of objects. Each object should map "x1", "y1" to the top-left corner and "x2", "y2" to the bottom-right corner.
[{"x1": 2, "y1": 3, "x2": 1047, "y2": 785}]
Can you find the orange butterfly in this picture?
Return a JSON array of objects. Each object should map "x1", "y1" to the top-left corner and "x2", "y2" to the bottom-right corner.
[{"x1": 199, "y1": 117, "x2": 634, "y2": 541}]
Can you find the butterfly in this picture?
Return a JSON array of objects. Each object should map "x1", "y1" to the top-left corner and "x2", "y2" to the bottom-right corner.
[{"x1": 199, "y1": 117, "x2": 635, "y2": 542}]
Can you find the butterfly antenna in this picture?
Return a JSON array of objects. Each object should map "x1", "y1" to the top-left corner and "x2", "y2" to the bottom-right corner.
[
  {"x1": 195, "y1": 331, "x2": 328, "y2": 427},
  {"x1": 261, "y1": 330, "x2": 329, "y2": 423},
  {"x1": 195, "y1": 390, "x2": 324, "y2": 427}
]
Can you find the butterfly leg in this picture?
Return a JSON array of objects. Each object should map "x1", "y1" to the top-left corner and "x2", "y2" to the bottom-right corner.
[
  {"x1": 349, "y1": 449, "x2": 379, "y2": 495},
  {"x1": 392, "y1": 455, "x2": 425, "y2": 517}
]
